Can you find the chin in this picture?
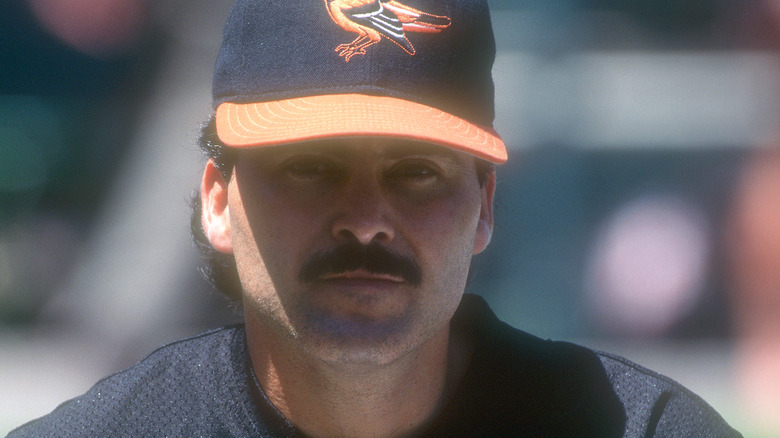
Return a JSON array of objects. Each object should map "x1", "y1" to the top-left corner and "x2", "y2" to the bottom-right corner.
[{"x1": 296, "y1": 313, "x2": 422, "y2": 365}]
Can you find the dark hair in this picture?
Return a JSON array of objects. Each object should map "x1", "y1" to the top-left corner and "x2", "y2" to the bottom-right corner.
[
  {"x1": 191, "y1": 117, "x2": 242, "y2": 301},
  {"x1": 191, "y1": 115, "x2": 495, "y2": 300}
]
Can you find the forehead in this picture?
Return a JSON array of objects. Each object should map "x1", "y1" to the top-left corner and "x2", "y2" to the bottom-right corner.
[{"x1": 234, "y1": 137, "x2": 477, "y2": 163}]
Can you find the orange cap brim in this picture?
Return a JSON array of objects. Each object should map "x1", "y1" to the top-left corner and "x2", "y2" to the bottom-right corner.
[{"x1": 215, "y1": 94, "x2": 507, "y2": 164}]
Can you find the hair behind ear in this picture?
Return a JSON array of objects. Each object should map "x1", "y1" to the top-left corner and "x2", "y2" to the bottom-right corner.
[{"x1": 190, "y1": 190, "x2": 243, "y2": 302}]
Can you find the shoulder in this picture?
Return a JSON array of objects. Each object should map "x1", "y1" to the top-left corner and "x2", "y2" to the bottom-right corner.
[
  {"x1": 450, "y1": 294, "x2": 741, "y2": 437},
  {"x1": 7, "y1": 325, "x2": 261, "y2": 438},
  {"x1": 595, "y1": 351, "x2": 742, "y2": 437},
  {"x1": 444, "y1": 295, "x2": 627, "y2": 435}
]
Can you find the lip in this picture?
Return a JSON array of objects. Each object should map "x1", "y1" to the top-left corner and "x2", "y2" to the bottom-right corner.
[
  {"x1": 316, "y1": 270, "x2": 407, "y2": 292},
  {"x1": 319, "y1": 270, "x2": 405, "y2": 284}
]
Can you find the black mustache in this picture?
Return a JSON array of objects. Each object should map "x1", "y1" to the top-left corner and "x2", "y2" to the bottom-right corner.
[{"x1": 298, "y1": 242, "x2": 422, "y2": 286}]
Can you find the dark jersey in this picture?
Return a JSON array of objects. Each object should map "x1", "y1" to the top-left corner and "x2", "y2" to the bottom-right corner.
[{"x1": 8, "y1": 295, "x2": 741, "y2": 437}]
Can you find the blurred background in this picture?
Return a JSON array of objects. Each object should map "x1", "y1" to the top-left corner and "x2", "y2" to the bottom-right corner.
[{"x1": 1, "y1": 0, "x2": 779, "y2": 435}]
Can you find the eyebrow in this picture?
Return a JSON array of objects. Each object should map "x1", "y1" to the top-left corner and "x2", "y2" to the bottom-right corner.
[
  {"x1": 375, "y1": 140, "x2": 461, "y2": 161},
  {"x1": 243, "y1": 138, "x2": 463, "y2": 163}
]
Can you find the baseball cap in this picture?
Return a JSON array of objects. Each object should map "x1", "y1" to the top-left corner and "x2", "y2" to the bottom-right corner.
[{"x1": 212, "y1": 0, "x2": 507, "y2": 164}]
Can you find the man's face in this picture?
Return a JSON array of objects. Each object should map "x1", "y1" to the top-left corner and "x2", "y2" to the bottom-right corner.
[{"x1": 205, "y1": 138, "x2": 494, "y2": 365}]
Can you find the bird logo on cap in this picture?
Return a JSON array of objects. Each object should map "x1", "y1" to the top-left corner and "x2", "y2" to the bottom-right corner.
[{"x1": 324, "y1": 0, "x2": 451, "y2": 62}]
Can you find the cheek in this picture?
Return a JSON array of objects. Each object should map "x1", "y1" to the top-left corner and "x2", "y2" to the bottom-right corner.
[
  {"x1": 403, "y1": 186, "x2": 482, "y2": 275},
  {"x1": 227, "y1": 179, "x2": 301, "y2": 299},
  {"x1": 227, "y1": 187, "x2": 271, "y2": 294},
  {"x1": 230, "y1": 180, "x2": 324, "y2": 292},
  {"x1": 415, "y1": 184, "x2": 481, "y2": 239}
]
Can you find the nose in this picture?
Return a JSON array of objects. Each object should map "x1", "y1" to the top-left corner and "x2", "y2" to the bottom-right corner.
[{"x1": 331, "y1": 176, "x2": 395, "y2": 246}]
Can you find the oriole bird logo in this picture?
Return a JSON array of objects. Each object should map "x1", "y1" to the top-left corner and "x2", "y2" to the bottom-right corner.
[{"x1": 324, "y1": 0, "x2": 451, "y2": 62}]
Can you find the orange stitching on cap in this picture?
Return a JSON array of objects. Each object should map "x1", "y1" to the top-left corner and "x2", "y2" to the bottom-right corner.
[
  {"x1": 324, "y1": 0, "x2": 451, "y2": 62},
  {"x1": 218, "y1": 96, "x2": 507, "y2": 163}
]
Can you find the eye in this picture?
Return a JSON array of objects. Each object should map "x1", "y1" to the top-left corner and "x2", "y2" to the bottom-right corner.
[
  {"x1": 280, "y1": 156, "x2": 340, "y2": 181},
  {"x1": 389, "y1": 160, "x2": 441, "y2": 182}
]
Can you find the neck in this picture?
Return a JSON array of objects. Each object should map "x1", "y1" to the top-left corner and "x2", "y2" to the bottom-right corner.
[{"x1": 245, "y1": 315, "x2": 473, "y2": 438}]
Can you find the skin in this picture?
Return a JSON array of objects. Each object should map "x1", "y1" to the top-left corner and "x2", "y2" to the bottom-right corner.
[{"x1": 201, "y1": 138, "x2": 495, "y2": 437}]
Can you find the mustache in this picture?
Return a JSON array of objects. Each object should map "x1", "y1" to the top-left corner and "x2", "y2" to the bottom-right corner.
[{"x1": 298, "y1": 242, "x2": 422, "y2": 286}]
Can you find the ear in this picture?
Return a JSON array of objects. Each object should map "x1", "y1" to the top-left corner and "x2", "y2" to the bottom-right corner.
[
  {"x1": 201, "y1": 159, "x2": 233, "y2": 254},
  {"x1": 473, "y1": 170, "x2": 495, "y2": 255}
]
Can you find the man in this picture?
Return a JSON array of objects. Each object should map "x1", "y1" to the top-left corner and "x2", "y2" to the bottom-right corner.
[{"x1": 10, "y1": 0, "x2": 741, "y2": 436}]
